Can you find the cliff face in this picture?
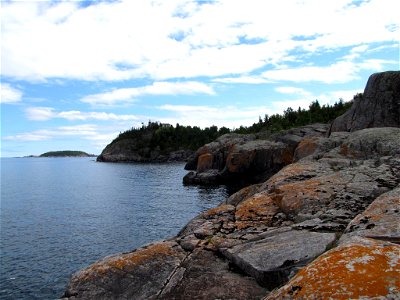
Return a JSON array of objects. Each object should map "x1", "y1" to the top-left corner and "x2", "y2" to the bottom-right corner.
[
  {"x1": 63, "y1": 71, "x2": 400, "y2": 299},
  {"x1": 183, "y1": 124, "x2": 329, "y2": 186},
  {"x1": 329, "y1": 71, "x2": 400, "y2": 133}
]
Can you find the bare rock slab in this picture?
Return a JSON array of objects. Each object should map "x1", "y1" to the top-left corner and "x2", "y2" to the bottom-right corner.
[
  {"x1": 63, "y1": 241, "x2": 187, "y2": 299},
  {"x1": 221, "y1": 229, "x2": 336, "y2": 290},
  {"x1": 158, "y1": 248, "x2": 268, "y2": 300}
]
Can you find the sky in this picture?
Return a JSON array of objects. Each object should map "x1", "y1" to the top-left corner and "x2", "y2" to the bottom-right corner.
[{"x1": 1, "y1": 0, "x2": 399, "y2": 157}]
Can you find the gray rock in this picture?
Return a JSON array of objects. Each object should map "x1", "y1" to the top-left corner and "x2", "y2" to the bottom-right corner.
[
  {"x1": 338, "y1": 127, "x2": 400, "y2": 158},
  {"x1": 340, "y1": 186, "x2": 400, "y2": 245},
  {"x1": 182, "y1": 169, "x2": 222, "y2": 185},
  {"x1": 330, "y1": 71, "x2": 400, "y2": 133},
  {"x1": 221, "y1": 230, "x2": 336, "y2": 290},
  {"x1": 63, "y1": 241, "x2": 187, "y2": 300},
  {"x1": 158, "y1": 249, "x2": 268, "y2": 300},
  {"x1": 184, "y1": 133, "x2": 255, "y2": 171}
]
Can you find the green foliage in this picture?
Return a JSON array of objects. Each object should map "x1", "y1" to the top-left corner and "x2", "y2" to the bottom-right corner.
[
  {"x1": 235, "y1": 98, "x2": 353, "y2": 134},
  {"x1": 40, "y1": 151, "x2": 92, "y2": 157},
  {"x1": 110, "y1": 97, "x2": 355, "y2": 152},
  {"x1": 112, "y1": 121, "x2": 223, "y2": 153}
]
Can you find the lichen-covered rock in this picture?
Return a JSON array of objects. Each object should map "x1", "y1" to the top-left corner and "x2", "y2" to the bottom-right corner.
[
  {"x1": 185, "y1": 133, "x2": 254, "y2": 171},
  {"x1": 184, "y1": 124, "x2": 330, "y2": 185},
  {"x1": 341, "y1": 186, "x2": 400, "y2": 244},
  {"x1": 265, "y1": 237, "x2": 400, "y2": 300},
  {"x1": 338, "y1": 127, "x2": 400, "y2": 158},
  {"x1": 65, "y1": 72, "x2": 400, "y2": 300},
  {"x1": 63, "y1": 241, "x2": 187, "y2": 299},
  {"x1": 235, "y1": 192, "x2": 280, "y2": 230},
  {"x1": 225, "y1": 183, "x2": 264, "y2": 206},
  {"x1": 196, "y1": 153, "x2": 214, "y2": 172},
  {"x1": 330, "y1": 71, "x2": 400, "y2": 133},
  {"x1": 158, "y1": 249, "x2": 268, "y2": 300},
  {"x1": 223, "y1": 140, "x2": 293, "y2": 179},
  {"x1": 222, "y1": 229, "x2": 336, "y2": 290},
  {"x1": 293, "y1": 137, "x2": 320, "y2": 161}
]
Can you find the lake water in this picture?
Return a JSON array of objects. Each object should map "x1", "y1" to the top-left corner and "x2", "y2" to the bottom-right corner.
[{"x1": 0, "y1": 157, "x2": 229, "y2": 300}]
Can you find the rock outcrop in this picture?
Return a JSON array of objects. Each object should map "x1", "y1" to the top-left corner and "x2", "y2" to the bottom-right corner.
[
  {"x1": 64, "y1": 127, "x2": 400, "y2": 300},
  {"x1": 183, "y1": 124, "x2": 329, "y2": 185},
  {"x1": 64, "y1": 71, "x2": 400, "y2": 299},
  {"x1": 97, "y1": 137, "x2": 193, "y2": 163},
  {"x1": 330, "y1": 71, "x2": 400, "y2": 133}
]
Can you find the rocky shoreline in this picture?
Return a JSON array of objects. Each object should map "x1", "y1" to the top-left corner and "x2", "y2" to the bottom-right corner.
[{"x1": 63, "y1": 71, "x2": 400, "y2": 299}]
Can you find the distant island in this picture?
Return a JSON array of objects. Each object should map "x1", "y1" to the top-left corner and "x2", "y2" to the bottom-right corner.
[{"x1": 39, "y1": 151, "x2": 96, "y2": 157}]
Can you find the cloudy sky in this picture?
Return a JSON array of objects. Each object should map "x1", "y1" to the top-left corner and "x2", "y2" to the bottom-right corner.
[{"x1": 1, "y1": 0, "x2": 398, "y2": 157}]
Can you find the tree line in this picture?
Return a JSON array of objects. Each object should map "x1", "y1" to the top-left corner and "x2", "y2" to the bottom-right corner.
[{"x1": 111, "y1": 97, "x2": 355, "y2": 153}]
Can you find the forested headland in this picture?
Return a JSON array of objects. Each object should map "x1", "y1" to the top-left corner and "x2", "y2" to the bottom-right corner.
[{"x1": 111, "y1": 98, "x2": 354, "y2": 154}]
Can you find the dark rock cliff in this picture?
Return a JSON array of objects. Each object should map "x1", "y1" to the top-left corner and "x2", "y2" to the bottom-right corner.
[
  {"x1": 183, "y1": 123, "x2": 328, "y2": 186},
  {"x1": 63, "y1": 71, "x2": 400, "y2": 300},
  {"x1": 329, "y1": 71, "x2": 400, "y2": 133}
]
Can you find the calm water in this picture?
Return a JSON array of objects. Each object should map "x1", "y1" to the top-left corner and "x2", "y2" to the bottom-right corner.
[{"x1": 0, "y1": 157, "x2": 229, "y2": 300}]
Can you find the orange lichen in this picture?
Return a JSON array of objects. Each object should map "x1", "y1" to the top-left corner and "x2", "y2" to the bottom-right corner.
[
  {"x1": 272, "y1": 179, "x2": 323, "y2": 213},
  {"x1": 76, "y1": 242, "x2": 178, "y2": 281},
  {"x1": 339, "y1": 143, "x2": 359, "y2": 157},
  {"x1": 266, "y1": 161, "x2": 319, "y2": 188},
  {"x1": 235, "y1": 193, "x2": 279, "y2": 229},
  {"x1": 270, "y1": 173, "x2": 341, "y2": 214},
  {"x1": 345, "y1": 190, "x2": 400, "y2": 237},
  {"x1": 197, "y1": 153, "x2": 214, "y2": 172},
  {"x1": 226, "y1": 149, "x2": 256, "y2": 173},
  {"x1": 203, "y1": 204, "x2": 235, "y2": 218},
  {"x1": 294, "y1": 137, "x2": 319, "y2": 161},
  {"x1": 266, "y1": 239, "x2": 400, "y2": 299},
  {"x1": 280, "y1": 147, "x2": 294, "y2": 165}
]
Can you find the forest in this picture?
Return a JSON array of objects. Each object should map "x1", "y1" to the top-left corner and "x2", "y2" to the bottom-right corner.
[{"x1": 111, "y1": 98, "x2": 354, "y2": 154}]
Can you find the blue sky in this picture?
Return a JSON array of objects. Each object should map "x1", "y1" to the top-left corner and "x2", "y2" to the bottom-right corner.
[{"x1": 1, "y1": 0, "x2": 399, "y2": 157}]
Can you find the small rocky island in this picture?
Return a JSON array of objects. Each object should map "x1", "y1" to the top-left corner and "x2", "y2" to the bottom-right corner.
[
  {"x1": 63, "y1": 71, "x2": 399, "y2": 299},
  {"x1": 39, "y1": 151, "x2": 96, "y2": 157}
]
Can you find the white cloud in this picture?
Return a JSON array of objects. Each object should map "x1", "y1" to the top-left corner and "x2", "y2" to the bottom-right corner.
[
  {"x1": 275, "y1": 87, "x2": 312, "y2": 97},
  {"x1": 25, "y1": 107, "x2": 55, "y2": 120},
  {"x1": 271, "y1": 88, "x2": 362, "y2": 113},
  {"x1": 1, "y1": 0, "x2": 398, "y2": 82},
  {"x1": 25, "y1": 107, "x2": 140, "y2": 121},
  {"x1": 157, "y1": 104, "x2": 275, "y2": 128},
  {"x1": 3, "y1": 124, "x2": 99, "y2": 141},
  {"x1": 212, "y1": 76, "x2": 271, "y2": 84},
  {"x1": 0, "y1": 83, "x2": 23, "y2": 104},
  {"x1": 81, "y1": 81, "x2": 215, "y2": 106},
  {"x1": 262, "y1": 57, "x2": 396, "y2": 84}
]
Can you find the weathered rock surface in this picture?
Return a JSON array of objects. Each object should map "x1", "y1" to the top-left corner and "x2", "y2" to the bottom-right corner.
[
  {"x1": 265, "y1": 237, "x2": 400, "y2": 300},
  {"x1": 184, "y1": 124, "x2": 329, "y2": 185},
  {"x1": 330, "y1": 71, "x2": 400, "y2": 133},
  {"x1": 340, "y1": 186, "x2": 400, "y2": 244},
  {"x1": 63, "y1": 241, "x2": 187, "y2": 299},
  {"x1": 221, "y1": 229, "x2": 336, "y2": 289},
  {"x1": 65, "y1": 125, "x2": 400, "y2": 299},
  {"x1": 64, "y1": 72, "x2": 400, "y2": 300}
]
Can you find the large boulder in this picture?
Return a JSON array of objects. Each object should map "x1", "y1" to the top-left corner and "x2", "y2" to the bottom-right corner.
[
  {"x1": 221, "y1": 229, "x2": 336, "y2": 289},
  {"x1": 330, "y1": 71, "x2": 400, "y2": 133}
]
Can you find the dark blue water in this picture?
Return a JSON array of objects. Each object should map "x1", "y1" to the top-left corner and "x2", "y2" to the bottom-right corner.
[{"x1": 0, "y1": 157, "x2": 228, "y2": 300}]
